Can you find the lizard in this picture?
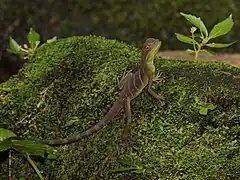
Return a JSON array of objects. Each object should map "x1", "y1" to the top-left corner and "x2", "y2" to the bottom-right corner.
[{"x1": 40, "y1": 38, "x2": 165, "y2": 146}]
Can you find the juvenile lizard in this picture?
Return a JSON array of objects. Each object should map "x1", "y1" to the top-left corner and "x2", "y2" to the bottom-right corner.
[{"x1": 41, "y1": 38, "x2": 165, "y2": 146}]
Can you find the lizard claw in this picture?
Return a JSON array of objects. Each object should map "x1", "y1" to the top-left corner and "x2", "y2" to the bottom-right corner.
[
  {"x1": 159, "y1": 99, "x2": 166, "y2": 106},
  {"x1": 153, "y1": 71, "x2": 164, "y2": 84},
  {"x1": 156, "y1": 94, "x2": 166, "y2": 106}
]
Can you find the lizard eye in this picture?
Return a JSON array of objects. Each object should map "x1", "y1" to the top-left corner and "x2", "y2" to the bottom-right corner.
[{"x1": 145, "y1": 45, "x2": 150, "y2": 50}]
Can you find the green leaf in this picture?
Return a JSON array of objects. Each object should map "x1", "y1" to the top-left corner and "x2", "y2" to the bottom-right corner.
[
  {"x1": 12, "y1": 140, "x2": 54, "y2": 156},
  {"x1": 205, "y1": 42, "x2": 235, "y2": 48},
  {"x1": 0, "y1": 128, "x2": 16, "y2": 141},
  {"x1": 185, "y1": 49, "x2": 195, "y2": 53},
  {"x1": 175, "y1": 33, "x2": 196, "y2": 44},
  {"x1": 180, "y1": 12, "x2": 208, "y2": 37},
  {"x1": 47, "y1": 153, "x2": 58, "y2": 160},
  {"x1": 0, "y1": 139, "x2": 12, "y2": 151},
  {"x1": 7, "y1": 48, "x2": 28, "y2": 55},
  {"x1": 64, "y1": 117, "x2": 79, "y2": 127},
  {"x1": 8, "y1": 36, "x2": 21, "y2": 53},
  {"x1": 132, "y1": 169, "x2": 146, "y2": 174},
  {"x1": 200, "y1": 49, "x2": 215, "y2": 56},
  {"x1": 190, "y1": 27, "x2": 197, "y2": 34},
  {"x1": 209, "y1": 14, "x2": 234, "y2": 39},
  {"x1": 207, "y1": 104, "x2": 217, "y2": 110},
  {"x1": 27, "y1": 28, "x2": 40, "y2": 49},
  {"x1": 199, "y1": 107, "x2": 208, "y2": 115},
  {"x1": 47, "y1": 36, "x2": 57, "y2": 43}
]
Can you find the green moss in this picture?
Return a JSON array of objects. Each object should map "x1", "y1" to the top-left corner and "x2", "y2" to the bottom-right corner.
[{"x1": 0, "y1": 36, "x2": 239, "y2": 179}]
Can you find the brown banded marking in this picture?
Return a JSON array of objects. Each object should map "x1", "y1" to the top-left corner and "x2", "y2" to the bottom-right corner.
[
  {"x1": 126, "y1": 76, "x2": 134, "y2": 98},
  {"x1": 138, "y1": 69, "x2": 144, "y2": 85},
  {"x1": 132, "y1": 71, "x2": 137, "y2": 91}
]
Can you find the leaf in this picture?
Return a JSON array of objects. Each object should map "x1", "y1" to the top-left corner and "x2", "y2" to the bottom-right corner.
[
  {"x1": 64, "y1": 117, "x2": 79, "y2": 127},
  {"x1": 0, "y1": 128, "x2": 16, "y2": 141},
  {"x1": 12, "y1": 140, "x2": 54, "y2": 156},
  {"x1": 47, "y1": 36, "x2": 57, "y2": 43},
  {"x1": 132, "y1": 169, "x2": 146, "y2": 174},
  {"x1": 205, "y1": 42, "x2": 235, "y2": 48},
  {"x1": 190, "y1": 27, "x2": 197, "y2": 34},
  {"x1": 209, "y1": 14, "x2": 234, "y2": 39},
  {"x1": 180, "y1": 12, "x2": 208, "y2": 37},
  {"x1": 185, "y1": 49, "x2": 195, "y2": 53},
  {"x1": 0, "y1": 139, "x2": 12, "y2": 151},
  {"x1": 200, "y1": 49, "x2": 215, "y2": 56},
  {"x1": 175, "y1": 33, "x2": 196, "y2": 44},
  {"x1": 199, "y1": 107, "x2": 208, "y2": 115},
  {"x1": 47, "y1": 153, "x2": 58, "y2": 160},
  {"x1": 8, "y1": 36, "x2": 21, "y2": 53},
  {"x1": 207, "y1": 104, "x2": 217, "y2": 110},
  {"x1": 7, "y1": 49, "x2": 27, "y2": 55},
  {"x1": 27, "y1": 28, "x2": 40, "y2": 49}
]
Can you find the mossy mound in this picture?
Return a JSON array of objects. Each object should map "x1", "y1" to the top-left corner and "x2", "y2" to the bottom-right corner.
[{"x1": 0, "y1": 36, "x2": 239, "y2": 179}]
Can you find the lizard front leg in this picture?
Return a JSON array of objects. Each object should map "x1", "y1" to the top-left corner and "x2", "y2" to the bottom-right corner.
[
  {"x1": 147, "y1": 77, "x2": 165, "y2": 106},
  {"x1": 122, "y1": 97, "x2": 134, "y2": 140},
  {"x1": 153, "y1": 71, "x2": 164, "y2": 84}
]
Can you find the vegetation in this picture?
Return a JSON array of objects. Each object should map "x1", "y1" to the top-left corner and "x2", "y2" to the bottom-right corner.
[
  {"x1": 0, "y1": 128, "x2": 55, "y2": 180},
  {"x1": 0, "y1": 36, "x2": 239, "y2": 179},
  {"x1": 1, "y1": 1, "x2": 239, "y2": 51},
  {"x1": 8, "y1": 28, "x2": 56, "y2": 59},
  {"x1": 175, "y1": 13, "x2": 235, "y2": 60}
]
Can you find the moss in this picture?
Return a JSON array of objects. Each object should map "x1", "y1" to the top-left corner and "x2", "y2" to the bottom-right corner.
[{"x1": 0, "y1": 36, "x2": 239, "y2": 179}]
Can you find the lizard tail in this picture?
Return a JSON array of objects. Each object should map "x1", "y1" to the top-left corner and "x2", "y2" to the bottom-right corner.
[{"x1": 41, "y1": 97, "x2": 124, "y2": 146}]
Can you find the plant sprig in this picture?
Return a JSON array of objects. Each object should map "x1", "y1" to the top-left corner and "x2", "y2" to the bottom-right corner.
[
  {"x1": 0, "y1": 128, "x2": 57, "y2": 179},
  {"x1": 175, "y1": 13, "x2": 235, "y2": 60},
  {"x1": 8, "y1": 28, "x2": 57, "y2": 59},
  {"x1": 195, "y1": 97, "x2": 217, "y2": 115},
  {"x1": 8, "y1": 28, "x2": 41, "y2": 58}
]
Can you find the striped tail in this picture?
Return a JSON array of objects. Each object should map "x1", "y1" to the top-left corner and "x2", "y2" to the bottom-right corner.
[{"x1": 41, "y1": 96, "x2": 124, "y2": 146}]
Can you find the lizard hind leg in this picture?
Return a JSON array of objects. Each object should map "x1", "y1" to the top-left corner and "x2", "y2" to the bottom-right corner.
[
  {"x1": 122, "y1": 97, "x2": 139, "y2": 147},
  {"x1": 124, "y1": 97, "x2": 132, "y2": 125},
  {"x1": 122, "y1": 97, "x2": 133, "y2": 139}
]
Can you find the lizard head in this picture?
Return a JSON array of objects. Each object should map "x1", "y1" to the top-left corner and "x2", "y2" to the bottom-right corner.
[{"x1": 142, "y1": 38, "x2": 161, "y2": 63}]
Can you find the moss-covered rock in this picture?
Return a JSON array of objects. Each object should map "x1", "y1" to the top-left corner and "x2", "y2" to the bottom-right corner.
[{"x1": 0, "y1": 36, "x2": 239, "y2": 179}]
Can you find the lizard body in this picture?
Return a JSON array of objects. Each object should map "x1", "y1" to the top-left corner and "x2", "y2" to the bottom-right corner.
[{"x1": 41, "y1": 38, "x2": 165, "y2": 146}]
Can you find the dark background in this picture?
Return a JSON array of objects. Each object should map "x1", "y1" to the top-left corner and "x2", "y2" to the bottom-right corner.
[{"x1": 0, "y1": 0, "x2": 239, "y2": 82}]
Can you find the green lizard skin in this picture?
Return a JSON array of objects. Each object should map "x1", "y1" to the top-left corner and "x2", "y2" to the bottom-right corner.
[{"x1": 41, "y1": 38, "x2": 165, "y2": 146}]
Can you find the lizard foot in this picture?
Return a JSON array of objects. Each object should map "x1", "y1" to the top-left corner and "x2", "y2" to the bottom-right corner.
[
  {"x1": 153, "y1": 71, "x2": 164, "y2": 84},
  {"x1": 155, "y1": 94, "x2": 166, "y2": 106},
  {"x1": 159, "y1": 95, "x2": 166, "y2": 106},
  {"x1": 121, "y1": 127, "x2": 136, "y2": 145}
]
